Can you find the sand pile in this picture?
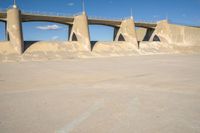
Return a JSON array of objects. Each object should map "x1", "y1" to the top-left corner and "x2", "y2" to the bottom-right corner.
[{"x1": 0, "y1": 40, "x2": 200, "y2": 62}]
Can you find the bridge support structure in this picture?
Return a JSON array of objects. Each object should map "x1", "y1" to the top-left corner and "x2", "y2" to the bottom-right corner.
[
  {"x1": 143, "y1": 28, "x2": 155, "y2": 41},
  {"x1": 69, "y1": 12, "x2": 91, "y2": 51},
  {"x1": 2, "y1": 8, "x2": 141, "y2": 54},
  {"x1": 7, "y1": 7, "x2": 24, "y2": 54},
  {"x1": 149, "y1": 20, "x2": 169, "y2": 42},
  {"x1": 114, "y1": 18, "x2": 138, "y2": 47},
  {"x1": 5, "y1": 22, "x2": 9, "y2": 41}
]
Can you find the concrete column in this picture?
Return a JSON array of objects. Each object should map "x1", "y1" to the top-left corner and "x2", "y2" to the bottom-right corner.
[
  {"x1": 143, "y1": 28, "x2": 155, "y2": 41},
  {"x1": 113, "y1": 27, "x2": 119, "y2": 41},
  {"x1": 69, "y1": 12, "x2": 91, "y2": 51},
  {"x1": 7, "y1": 7, "x2": 24, "y2": 54},
  {"x1": 150, "y1": 20, "x2": 170, "y2": 43},
  {"x1": 5, "y1": 22, "x2": 9, "y2": 41},
  {"x1": 68, "y1": 25, "x2": 72, "y2": 41},
  {"x1": 115, "y1": 18, "x2": 138, "y2": 46}
]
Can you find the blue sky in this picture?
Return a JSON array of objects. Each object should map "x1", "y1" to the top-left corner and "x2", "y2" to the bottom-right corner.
[{"x1": 0, "y1": 0, "x2": 200, "y2": 41}]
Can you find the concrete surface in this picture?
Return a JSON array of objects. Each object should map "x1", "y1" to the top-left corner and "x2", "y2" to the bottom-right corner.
[
  {"x1": 136, "y1": 28, "x2": 147, "y2": 41},
  {"x1": 153, "y1": 20, "x2": 200, "y2": 46},
  {"x1": 0, "y1": 54, "x2": 200, "y2": 133},
  {"x1": 7, "y1": 8, "x2": 24, "y2": 54},
  {"x1": 69, "y1": 12, "x2": 91, "y2": 51},
  {"x1": 114, "y1": 18, "x2": 138, "y2": 48}
]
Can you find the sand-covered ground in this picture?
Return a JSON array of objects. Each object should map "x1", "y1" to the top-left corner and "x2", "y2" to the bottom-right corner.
[
  {"x1": 0, "y1": 54, "x2": 200, "y2": 133},
  {"x1": 1, "y1": 41, "x2": 200, "y2": 63}
]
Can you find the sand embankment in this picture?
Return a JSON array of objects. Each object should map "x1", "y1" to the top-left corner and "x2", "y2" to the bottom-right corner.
[{"x1": 0, "y1": 40, "x2": 200, "y2": 62}]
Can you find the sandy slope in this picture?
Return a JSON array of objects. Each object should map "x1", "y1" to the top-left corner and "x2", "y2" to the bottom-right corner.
[
  {"x1": 1, "y1": 41, "x2": 200, "y2": 63},
  {"x1": 0, "y1": 54, "x2": 200, "y2": 133}
]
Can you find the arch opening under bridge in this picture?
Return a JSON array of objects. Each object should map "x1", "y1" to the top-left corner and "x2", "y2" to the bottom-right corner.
[
  {"x1": 0, "y1": 21, "x2": 7, "y2": 41},
  {"x1": 136, "y1": 27, "x2": 161, "y2": 42},
  {"x1": 22, "y1": 21, "x2": 69, "y2": 50},
  {"x1": 89, "y1": 24, "x2": 127, "y2": 49}
]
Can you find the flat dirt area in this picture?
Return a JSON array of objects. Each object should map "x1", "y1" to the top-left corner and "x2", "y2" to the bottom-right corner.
[{"x1": 0, "y1": 54, "x2": 200, "y2": 133}]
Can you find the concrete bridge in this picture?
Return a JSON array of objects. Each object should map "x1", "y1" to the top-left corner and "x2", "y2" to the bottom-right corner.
[
  {"x1": 0, "y1": 10, "x2": 157, "y2": 28},
  {"x1": 2, "y1": 6, "x2": 199, "y2": 56},
  {"x1": 0, "y1": 7, "x2": 158, "y2": 54}
]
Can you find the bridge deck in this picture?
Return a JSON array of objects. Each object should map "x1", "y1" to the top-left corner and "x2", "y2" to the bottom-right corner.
[
  {"x1": 22, "y1": 13, "x2": 74, "y2": 25},
  {"x1": 135, "y1": 22, "x2": 157, "y2": 29},
  {"x1": 88, "y1": 19, "x2": 122, "y2": 27},
  {"x1": 0, "y1": 12, "x2": 6, "y2": 22}
]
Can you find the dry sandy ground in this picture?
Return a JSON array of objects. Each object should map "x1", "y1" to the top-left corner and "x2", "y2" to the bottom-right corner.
[{"x1": 0, "y1": 54, "x2": 200, "y2": 133}]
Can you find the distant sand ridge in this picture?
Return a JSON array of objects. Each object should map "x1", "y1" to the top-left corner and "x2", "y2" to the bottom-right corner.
[{"x1": 0, "y1": 7, "x2": 200, "y2": 62}]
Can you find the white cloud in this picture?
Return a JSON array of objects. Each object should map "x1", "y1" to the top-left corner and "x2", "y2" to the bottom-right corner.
[
  {"x1": 67, "y1": 2, "x2": 75, "y2": 6},
  {"x1": 36, "y1": 24, "x2": 62, "y2": 30},
  {"x1": 51, "y1": 36, "x2": 59, "y2": 40}
]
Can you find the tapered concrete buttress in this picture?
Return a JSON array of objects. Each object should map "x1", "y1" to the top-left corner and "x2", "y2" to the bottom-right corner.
[
  {"x1": 115, "y1": 18, "x2": 138, "y2": 46},
  {"x1": 150, "y1": 20, "x2": 171, "y2": 43},
  {"x1": 152, "y1": 20, "x2": 200, "y2": 46},
  {"x1": 7, "y1": 8, "x2": 24, "y2": 54},
  {"x1": 69, "y1": 12, "x2": 91, "y2": 51}
]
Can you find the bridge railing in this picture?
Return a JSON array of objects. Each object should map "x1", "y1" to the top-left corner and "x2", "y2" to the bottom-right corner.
[
  {"x1": 136, "y1": 21, "x2": 157, "y2": 24},
  {"x1": 89, "y1": 16, "x2": 123, "y2": 21},
  {"x1": 0, "y1": 7, "x2": 126, "y2": 21},
  {"x1": 21, "y1": 10, "x2": 83, "y2": 17},
  {"x1": 22, "y1": 10, "x2": 125, "y2": 21}
]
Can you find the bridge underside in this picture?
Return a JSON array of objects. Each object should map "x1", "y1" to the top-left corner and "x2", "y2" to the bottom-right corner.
[
  {"x1": 0, "y1": 13, "x2": 6, "y2": 22},
  {"x1": 0, "y1": 19, "x2": 6, "y2": 22},
  {"x1": 88, "y1": 19, "x2": 121, "y2": 27},
  {"x1": 21, "y1": 14, "x2": 74, "y2": 25}
]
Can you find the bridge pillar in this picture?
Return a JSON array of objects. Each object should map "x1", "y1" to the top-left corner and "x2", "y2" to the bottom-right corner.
[
  {"x1": 114, "y1": 18, "x2": 138, "y2": 46},
  {"x1": 143, "y1": 28, "x2": 155, "y2": 41},
  {"x1": 68, "y1": 25, "x2": 72, "y2": 41},
  {"x1": 69, "y1": 12, "x2": 91, "y2": 51},
  {"x1": 5, "y1": 22, "x2": 9, "y2": 41},
  {"x1": 7, "y1": 7, "x2": 24, "y2": 54},
  {"x1": 113, "y1": 27, "x2": 119, "y2": 41},
  {"x1": 149, "y1": 20, "x2": 170, "y2": 43}
]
